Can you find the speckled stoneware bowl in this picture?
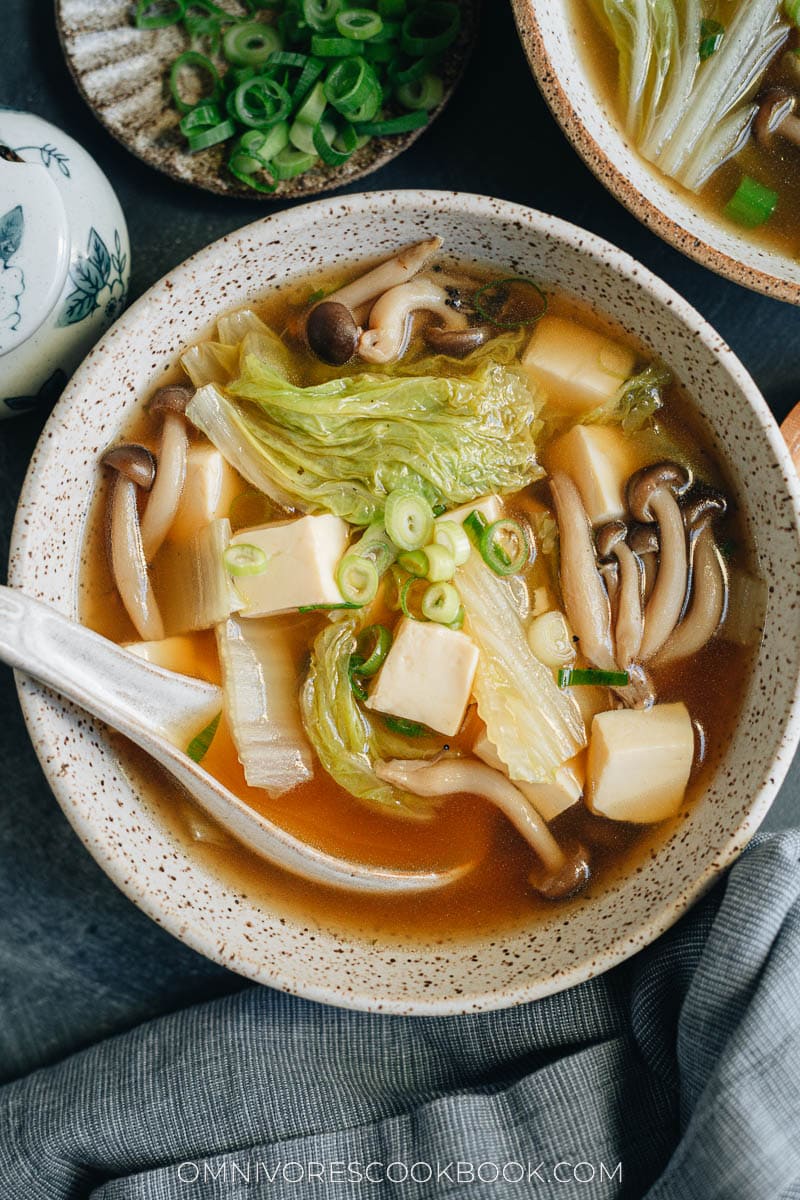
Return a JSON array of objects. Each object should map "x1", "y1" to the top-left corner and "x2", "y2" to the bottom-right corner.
[
  {"x1": 9, "y1": 191, "x2": 800, "y2": 1014},
  {"x1": 512, "y1": 0, "x2": 800, "y2": 305},
  {"x1": 55, "y1": 0, "x2": 478, "y2": 201}
]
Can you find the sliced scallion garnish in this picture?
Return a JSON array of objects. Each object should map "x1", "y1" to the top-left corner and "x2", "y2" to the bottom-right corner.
[
  {"x1": 383, "y1": 714, "x2": 429, "y2": 736},
  {"x1": 136, "y1": 0, "x2": 186, "y2": 28},
  {"x1": 433, "y1": 519, "x2": 470, "y2": 567},
  {"x1": 699, "y1": 18, "x2": 724, "y2": 60},
  {"x1": 224, "y1": 543, "x2": 269, "y2": 576},
  {"x1": 462, "y1": 509, "x2": 488, "y2": 544},
  {"x1": 186, "y1": 711, "x2": 222, "y2": 763},
  {"x1": 223, "y1": 20, "x2": 282, "y2": 64},
  {"x1": 336, "y1": 553, "x2": 379, "y2": 604},
  {"x1": 397, "y1": 549, "x2": 429, "y2": 577},
  {"x1": 558, "y1": 667, "x2": 630, "y2": 688},
  {"x1": 384, "y1": 488, "x2": 435, "y2": 552},
  {"x1": 169, "y1": 51, "x2": 221, "y2": 113},
  {"x1": 421, "y1": 581, "x2": 461, "y2": 624},
  {"x1": 401, "y1": 1, "x2": 460, "y2": 56},
  {"x1": 479, "y1": 519, "x2": 529, "y2": 576},
  {"x1": 355, "y1": 623, "x2": 393, "y2": 676},
  {"x1": 724, "y1": 176, "x2": 778, "y2": 229},
  {"x1": 336, "y1": 9, "x2": 384, "y2": 40},
  {"x1": 421, "y1": 542, "x2": 455, "y2": 582}
]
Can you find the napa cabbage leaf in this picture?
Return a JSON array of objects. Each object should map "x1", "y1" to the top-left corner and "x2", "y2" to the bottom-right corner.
[{"x1": 582, "y1": 362, "x2": 671, "y2": 432}]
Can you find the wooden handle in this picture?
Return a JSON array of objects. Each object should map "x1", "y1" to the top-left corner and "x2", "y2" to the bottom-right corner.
[{"x1": 782, "y1": 403, "x2": 800, "y2": 473}]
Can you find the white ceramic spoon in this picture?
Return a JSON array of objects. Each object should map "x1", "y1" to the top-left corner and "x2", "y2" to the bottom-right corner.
[{"x1": 0, "y1": 586, "x2": 470, "y2": 893}]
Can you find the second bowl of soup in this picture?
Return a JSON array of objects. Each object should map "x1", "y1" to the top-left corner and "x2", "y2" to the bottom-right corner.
[{"x1": 9, "y1": 191, "x2": 800, "y2": 1012}]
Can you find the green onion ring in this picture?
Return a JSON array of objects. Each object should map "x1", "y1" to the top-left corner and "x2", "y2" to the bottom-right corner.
[
  {"x1": 231, "y1": 75, "x2": 292, "y2": 128},
  {"x1": 335, "y1": 8, "x2": 384, "y2": 40},
  {"x1": 310, "y1": 34, "x2": 361, "y2": 56},
  {"x1": 224, "y1": 543, "x2": 269, "y2": 576},
  {"x1": 401, "y1": 1, "x2": 460, "y2": 56},
  {"x1": 382, "y1": 714, "x2": 429, "y2": 737},
  {"x1": 187, "y1": 118, "x2": 237, "y2": 151},
  {"x1": 271, "y1": 144, "x2": 319, "y2": 178},
  {"x1": 169, "y1": 52, "x2": 221, "y2": 114},
  {"x1": 462, "y1": 510, "x2": 488, "y2": 544},
  {"x1": 399, "y1": 575, "x2": 428, "y2": 620},
  {"x1": 473, "y1": 276, "x2": 548, "y2": 329},
  {"x1": 324, "y1": 55, "x2": 379, "y2": 115},
  {"x1": 479, "y1": 519, "x2": 529, "y2": 576},
  {"x1": 397, "y1": 549, "x2": 428, "y2": 577},
  {"x1": 384, "y1": 488, "x2": 435, "y2": 551},
  {"x1": 433, "y1": 519, "x2": 470, "y2": 566},
  {"x1": 223, "y1": 21, "x2": 283, "y2": 66},
  {"x1": 355, "y1": 624, "x2": 393, "y2": 676},
  {"x1": 336, "y1": 553, "x2": 379, "y2": 604},
  {"x1": 313, "y1": 119, "x2": 355, "y2": 164},
  {"x1": 397, "y1": 72, "x2": 443, "y2": 111},
  {"x1": 421, "y1": 581, "x2": 461, "y2": 624},
  {"x1": 348, "y1": 656, "x2": 369, "y2": 702},
  {"x1": 136, "y1": 0, "x2": 186, "y2": 29},
  {"x1": 302, "y1": 0, "x2": 344, "y2": 32},
  {"x1": 352, "y1": 110, "x2": 428, "y2": 136}
]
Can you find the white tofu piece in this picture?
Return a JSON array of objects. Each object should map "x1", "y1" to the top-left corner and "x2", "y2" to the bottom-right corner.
[
  {"x1": 366, "y1": 617, "x2": 479, "y2": 737},
  {"x1": 587, "y1": 702, "x2": 694, "y2": 823},
  {"x1": 521, "y1": 315, "x2": 636, "y2": 415},
  {"x1": 473, "y1": 729, "x2": 582, "y2": 822},
  {"x1": 545, "y1": 425, "x2": 638, "y2": 526},
  {"x1": 570, "y1": 685, "x2": 612, "y2": 737},
  {"x1": 169, "y1": 443, "x2": 242, "y2": 543},
  {"x1": 443, "y1": 495, "x2": 503, "y2": 526},
  {"x1": 228, "y1": 514, "x2": 349, "y2": 617},
  {"x1": 123, "y1": 636, "x2": 213, "y2": 682}
]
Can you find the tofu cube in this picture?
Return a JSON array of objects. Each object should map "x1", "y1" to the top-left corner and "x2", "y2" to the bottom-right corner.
[
  {"x1": 443, "y1": 495, "x2": 503, "y2": 526},
  {"x1": 521, "y1": 315, "x2": 636, "y2": 415},
  {"x1": 473, "y1": 729, "x2": 582, "y2": 822},
  {"x1": 545, "y1": 425, "x2": 638, "y2": 526},
  {"x1": 587, "y1": 702, "x2": 694, "y2": 823},
  {"x1": 228, "y1": 514, "x2": 349, "y2": 617},
  {"x1": 169, "y1": 444, "x2": 242, "y2": 543},
  {"x1": 366, "y1": 617, "x2": 479, "y2": 737}
]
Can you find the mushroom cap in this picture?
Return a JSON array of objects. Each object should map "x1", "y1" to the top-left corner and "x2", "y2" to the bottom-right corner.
[
  {"x1": 530, "y1": 843, "x2": 591, "y2": 900},
  {"x1": 424, "y1": 324, "x2": 491, "y2": 358},
  {"x1": 754, "y1": 87, "x2": 796, "y2": 146},
  {"x1": 149, "y1": 384, "x2": 194, "y2": 416},
  {"x1": 595, "y1": 520, "x2": 628, "y2": 560},
  {"x1": 628, "y1": 522, "x2": 660, "y2": 555},
  {"x1": 681, "y1": 487, "x2": 727, "y2": 532},
  {"x1": 627, "y1": 461, "x2": 691, "y2": 522},
  {"x1": 306, "y1": 301, "x2": 359, "y2": 366},
  {"x1": 101, "y1": 444, "x2": 156, "y2": 490}
]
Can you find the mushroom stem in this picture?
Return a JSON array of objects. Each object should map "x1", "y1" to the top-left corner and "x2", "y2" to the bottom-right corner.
[
  {"x1": 329, "y1": 236, "x2": 443, "y2": 312},
  {"x1": 627, "y1": 463, "x2": 690, "y2": 661},
  {"x1": 596, "y1": 522, "x2": 644, "y2": 670},
  {"x1": 109, "y1": 474, "x2": 164, "y2": 641},
  {"x1": 657, "y1": 489, "x2": 728, "y2": 664},
  {"x1": 375, "y1": 757, "x2": 566, "y2": 874},
  {"x1": 140, "y1": 411, "x2": 188, "y2": 562},
  {"x1": 549, "y1": 472, "x2": 616, "y2": 672},
  {"x1": 358, "y1": 277, "x2": 467, "y2": 364}
]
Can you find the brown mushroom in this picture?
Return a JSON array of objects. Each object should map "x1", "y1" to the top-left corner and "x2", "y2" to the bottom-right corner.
[
  {"x1": 140, "y1": 385, "x2": 193, "y2": 563},
  {"x1": 628, "y1": 522, "x2": 660, "y2": 604},
  {"x1": 627, "y1": 463, "x2": 691, "y2": 660},
  {"x1": 658, "y1": 490, "x2": 728, "y2": 664},
  {"x1": 358, "y1": 277, "x2": 468, "y2": 364},
  {"x1": 374, "y1": 756, "x2": 589, "y2": 898},
  {"x1": 596, "y1": 521, "x2": 644, "y2": 670},
  {"x1": 306, "y1": 301, "x2": 359, "y2": 366},
  {"x1": 754, "y1": 87, "x2": 800, "y2": 149},
  {"x1": 424, "y1": 324, "x2": 492, "y2": 358},
  {"x1": 101, "y1": 445, "x2": 164, "y2": 641},
  {"x1": 549, "y1": 471, "x2": 616, "y2": 672}
]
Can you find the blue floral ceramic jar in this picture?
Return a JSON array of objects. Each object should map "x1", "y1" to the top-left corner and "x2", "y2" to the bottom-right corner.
[{"x1": 0, "y1": 110, "x2": 130, "y2": 418}]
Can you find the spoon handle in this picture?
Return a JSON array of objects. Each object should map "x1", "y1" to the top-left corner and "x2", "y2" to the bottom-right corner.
[{"x1": 0, "y1": 585, "x2": 221, "y2": 745}]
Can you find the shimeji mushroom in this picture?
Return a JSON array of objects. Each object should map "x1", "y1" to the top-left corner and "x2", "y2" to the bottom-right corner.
[
  {"x1": 304, "y1": 236, "x2": 442, "y2": 365},
  {"x1": 101, "y1": 445, "x2": 164, "y2": 641},
  {"x1": 596, "y1": 521, "x2": 644, "y2": 670},
  {"x1": 754, "y1": 87, "x2": 800, "y2": 151},
  {"x1": 658, "y1": 490, "x2": 728, "y2": 664},
  {"x1": 424, "y1": 323, "x2": 492, "y2": 358},
  {"x1": 627, "y1": 463, "x2": 691, "y2": 660},
  {"x1": 549, "y1": 471, "x2": 617, "y2": 672},
  {"x1": 375, "y1": 757, "x2": 590, "y2": 900},
  {"x1": 358, "y1": 277, "x2": 469, "y2": 364},
  {"x1": 139, "y1": 385, "x2": 193, "y2": 563},
  {"x1": 628, "y1": 523, "x2": 660, "y2": 604}
]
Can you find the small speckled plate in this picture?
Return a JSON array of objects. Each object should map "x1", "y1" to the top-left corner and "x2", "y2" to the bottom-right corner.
[
  {"x1": 55, "y1": 0, "x2": 478, "y2": 200},
  {"x1": 9, "y1": 192, "x2": 800, "y2": 1014},
  {"x1": 512, "y1": 0, "x2": 800, "y2": 305}
]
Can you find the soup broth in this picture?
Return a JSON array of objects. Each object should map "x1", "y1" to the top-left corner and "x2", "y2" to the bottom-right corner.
[{"x1": 80, "y1": 246, "x2": 759, "y2": 942}]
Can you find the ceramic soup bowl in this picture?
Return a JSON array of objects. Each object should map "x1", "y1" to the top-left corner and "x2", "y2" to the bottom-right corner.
[
  {"x1": 511, "y1": 0, "x2": 800, "y2": 305},
  {"x1": 9, "y1": 192, "x2": 800, "y2": 1014}
]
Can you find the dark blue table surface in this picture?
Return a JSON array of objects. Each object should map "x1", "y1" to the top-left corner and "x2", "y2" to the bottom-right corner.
[{"x1": 1, "y1": 0, "x2": 797, "y2": 863}]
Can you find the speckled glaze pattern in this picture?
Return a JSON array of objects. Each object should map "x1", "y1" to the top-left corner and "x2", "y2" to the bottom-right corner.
[
  {"x1": 55, "y1": 0, "x2": 478, "y2": 202},
  {"x1": 8, "y1": 192, "x2": 800, "y2": 1015},
  {"x1": 511, "y1": 0, "x2": 800, "y2": 306}
]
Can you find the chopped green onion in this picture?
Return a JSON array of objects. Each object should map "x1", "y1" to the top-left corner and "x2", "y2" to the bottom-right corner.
[
  {"x1": 378, "y1": 0, "x2": 406, "y2": 17},
  {"x1": 292, "y1": 54, "x2": 326, "y2": 103},
  {"x1": 271, "y1": 144, "x2": 318, "y2": 178},
  {"x1": 295, "y1": 79, "x2": 327, "y2": 124},
  {"x1": 527, "y1": 610, "x2": 575, "y2": 670},
  {"x1": 353, "y1": 110, "x2": 428, "y2": 135},
  {"x1": 421, "y1": 581, "x2": 461, "y2": 624},
  {"x1": 289, "y1": 118, "x2": 318, "y2": 154},
  {"x1": 186, "y1": 711, "x2": 221, "y2": 762},
  {"x1": 335, "y1": 8, "x2": 383, "y2": 39},
  {"x1": 179, "y1": 101, "x2": 223, "y2": 133},
  {"x1": 479, "y1": 519, "x2": 529, "y2": 576},
  {"x1": 401, "y1": 1, "x2": 460, "y2": 56},
  {"x1": 383, "y1": 714, "x2": 429, "y2": 736},
  {"x1": 724, "y1": 175, "x2": 778, "y2": 229},
  {"x1": 310, "y1": 34, "x2": 361, "y2": 56},
  {"x1": 473, "y1": 276, "x2": 547, "y2": 329},
  {"x1": 324, "y1": 56, "x2": 381, "y2": 116},
  {"x1": 396, "y1": 71, "x2": 443, "y2": 111},
  {"x1": 169, "y1": 52, "x2": 221, "y2": 113},
  {"x1": 462, "y1": 509, "x2": 488, "y2": 544},
  {"x1": 399, "y1": 575, "x2": 427, "y2": 620},
  {"x1": 433, "y1": 519, "x2": 470, "y2": 566},
  {"x1": 558, "y1": 667, "x2": 630, "y2": 688},
  {"x1": 223, "y1": 21, "x2": 283, "y2": 65},
  {"x1": 355, "y1": 623, "x2": 393, "y2": 676},
  {"x1": 231, "y1": 75, "x2": 292, "y2": 127},
  {"x1": 421, "y1": 542, "x2": 455, "y2": 581},
  {"x1": 224, "y1": 542, "x2": 269, "y2": 576},
  {"x1": 397, "y1": 549, "x2": 429, "y2": 577},
  {"x1": 447, "y1": 604, "x2": 465, "y2": 631},
  {"x1": 313, "y1": 118, "x2": 355, "y2": 164},
  {"x1": 351, "y1": 522, "x2": 396, "y2": 576},
  {"x1": 187, "y1": 118, "x2": 237, "y2": 151},
  {"x1": 302, "y1": 0, "x2": 344, "y2": 32},
  {"x1": 136, "y1": 0, "x2": 186, "y2": 28},
  {"x1": 336, "y1": 553, "x2": 379, "y2": 604},
  {"x1": 699, "y1": 17, "x2": 724, "y2": 60},
  {"x1": 384, "y1": 488, "x2": 435, "y2": 551},
  {"x1": 389, "y1": 55, "x2": 433, "y2": 86},
  {"x1": 297, "y1": 601, "x2": 361, "y2": 612},
  {"x1": 228, "y1": 160, "x2": 280, "y2": 191},
  {"x1": 348, "y1": 656, "x2": 369, "y2": 701}
]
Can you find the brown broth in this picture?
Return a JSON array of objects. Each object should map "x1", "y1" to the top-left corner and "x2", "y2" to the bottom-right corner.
[
  {"x1": 571, "y1": 1, "x2": 800, "y2": 257},
  {"x1": 79, "y1": 266, "x2": 757, "y2": 944}
]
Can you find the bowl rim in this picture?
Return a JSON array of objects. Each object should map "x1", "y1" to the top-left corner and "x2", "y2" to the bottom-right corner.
[
  {"x1": 9, "y1": 188, "x2": 800, "y2": 1014},
  {"x1": 509, "y1": 0, "x2": 800, "y2": 307}
]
